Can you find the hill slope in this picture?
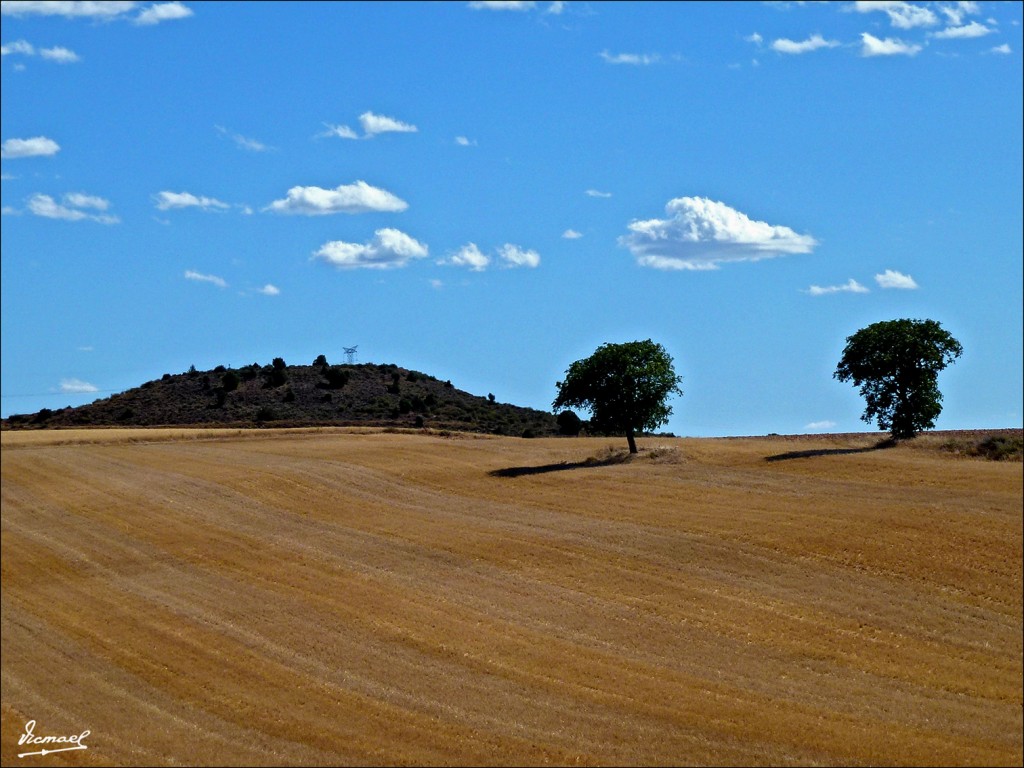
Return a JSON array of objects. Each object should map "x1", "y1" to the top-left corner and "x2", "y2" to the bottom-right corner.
[{"x1": 3, "y1": 360, "x2": 560, "y2": 436}]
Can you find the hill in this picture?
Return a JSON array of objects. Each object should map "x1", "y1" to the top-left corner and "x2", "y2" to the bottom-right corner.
[{"x1": 2, "y1": 359, "x2": 560, "y2": 436}]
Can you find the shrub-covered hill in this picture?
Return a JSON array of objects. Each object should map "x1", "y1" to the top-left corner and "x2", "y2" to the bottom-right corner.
[{"x1": 3, "y1": 359, "x2": 561, "y2": 436}]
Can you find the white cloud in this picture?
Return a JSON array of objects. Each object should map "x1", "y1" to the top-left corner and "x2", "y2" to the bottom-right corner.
[
  {"x1": 265, "y1": 181, "x2": 408, "y2": 215},
  {"x1": 318, "y1": 123, "x2": 359, "y2": 140},
  {"x1": 546, "y1": 1, "x2": 565, "y2": 13},
  {"x1": 874, "y1": 269, "x2": 918, "y2": 289},
  {"x1": 771, "y1": 34, "x2": 840, "y2": 54},
  {"x1": 562, "y1": 229, "x2": 582, "y2": 239},
  {"x1": 621, "y1": 196, "x2": 818, "y2": 271},
  {"x1": 64, "y1": 192, "x2": 110, "y2": 210},
  {"x1": 0, "y1": 136, "x2": 60, "y2": 159},
  {"x1": 26, "y1": 193, "x2": 118, "y2": 223},
  {"x1": 215, "y1": 125, "x2": 269, "y2": 152},
  {"x1": 455, "y1": 135, "x2": 477, "y2": 146},
  {"x1": 745, "y1": 32, "x2": 763, "y2": 45},
  {"x1": 860, "y1": 32, "x2": 923, "y2": 56},
  {"x1": 1, "y1": 205, "x2": 19, "y2": 215},
  {"x1": 313, "y1": 228, "x2": 428, "y2": 270},
  {"x1": 585, "y1": 188, "x2": 612, "y2": 198},
  {"x1": 1, "y1": 39, "x2": 34, "y2": 56},
  {"x1": 257, "y1": 284, "x2": 280, "y2": 296},
  {"x1": 804, "y1": 420, "x2": 837, "y2": 431},
  {"x1": 467, "y1": 1, "x2": 537, "y2": 10},
  {"x1": 852, "y1": 1, "x2": 939, "y2": 29},
  {"x1": 805, "y1": 279, "x2": 870, "y2": 296},
  {"x1": 154, "y1": 190, "x2": 229, "y2": 211},
  {"x1": 39, "y1": 45, "x2": 80, "y2": 62},
  {"x1": 440, "y1": 243, "x2": 491, "y2": 271},
  {"x1": 599, "y1": 50, "x2": 660, "y2": 65},
  {"x1": 59, "y1": 378, "x2": 98, "y2": 394},
  {"x1": 990, "y1": 43, "x2": 1012, "y2": 54},
  {"x1": 498, "y1": 243, "x2": 540, "y2": 268},
  {"x1": 359, "y1": 111, "x2": 417, "y2": 136},
  {"x1": 931, "y1": 20, "x2": 992, "y2": 39},
  {"x1": 1, "y1": 2, "x2": 138, "y2": 18},
  {"x1": 184, "y1": 270, "x2": 227, "y2": 288},
  {"x1": 940, "y1": 1, "x2": 979, "y2": 26},
  {"x1": 134, "y1": 1, "x2": 192, "y2": 25}
]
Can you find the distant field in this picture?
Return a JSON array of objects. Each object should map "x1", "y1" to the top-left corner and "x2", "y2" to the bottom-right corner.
[{"x1": 2, "y1": 428, "x2": 1021, "y2": 766}]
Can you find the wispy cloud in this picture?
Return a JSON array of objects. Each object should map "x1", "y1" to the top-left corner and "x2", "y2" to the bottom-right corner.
[
  {"x1": 318, "y1": 123, "x2": 360, "y2": 140},
  {"x1": 313, "y1": 228, "x2": 429, "y2": 270},
  {"x1": 1, "y1": 40, "x2": 80, "y2": 62},
  {"x1": 498, "y1": 243, "x2": 540, "y2": 268},
  {"x1": 804, "y1": 420, "x2": 837, "y2": 431},
  {"x1": 874, "y1": 269, "x2": 918, "y2": 289},
  {"x1": 805, "y1": 279, "x2": 869, "y2": 296},
  {"x1": 771, "y1": 34, "x2": 840, "y2": 54},
  {"x1": 0, "y1": 136, "x2": 60, "y2": 159},
  {"x1": 990, "y1": 43, "x2": 1012, "y2": 54},
  {"x1": 562, "y1": 229, "x2": 582, "y2": 239},
  {"x1": 931, "y1": 20, "x2": 992, "y2": 39},
  {"x1": 154, "y1": 190, "x2": 229, "y2": 211},
  {"x1": 851, "y1": 1, "x2": 939, "y2": 30},
  {"x1": 265, "y1": 181, "x2": 407, "y2": 215},
  {"x1": 26, "y1": 193, "x2": 119, "y2": 223},
  {"x1": 622, "y1": 196, "x2": 817, "y2": 271},
  {"x1": 860, "y1": 32, "x2": 923, "y2": 56},
  {"x1": 455, "y1": 135, "x2": 477, "y2": 146},
  {"x1": 585, "y1": 188, "x2": 612, "y2": 198},
  {"x1": 439, "y1": 243, "x2": 491, "y2": 271},
  {"x1": 1, "y1": 1, "x2": 193, "y2": 25},
  {"x1": 184, "y1": 270, "x2": 227, "y2": 288},
  {"x1": 359, "y1": 111, "x2": 418, "y2": 137},
  {"x1": 257, "y1": 284, "x2": 280, "y2": 296},
  {"x1": 134, "y1": 1, "x2": 193, "y2": 25},
  {"x1": 599, "y1": 50, "x2": 660, "y2": 65},
  {"x1": 215, "y1": 125, "x2": 270, "y2": 152},
  {"x1": 467, "y1": 1, "x2": 537, "y2": 10},
  {"x1": 59, "y1": 378, "x2": 98, "y2": 394}
]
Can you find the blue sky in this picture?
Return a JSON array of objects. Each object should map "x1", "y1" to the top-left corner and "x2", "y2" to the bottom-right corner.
[{"x1": 2, "y1": 0, "x2": 1021, "y2": 437}]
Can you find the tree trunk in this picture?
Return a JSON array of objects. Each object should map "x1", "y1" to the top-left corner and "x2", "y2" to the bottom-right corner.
[{"x1": 626, "y1": 430, "x2": 637, "y2": 454}]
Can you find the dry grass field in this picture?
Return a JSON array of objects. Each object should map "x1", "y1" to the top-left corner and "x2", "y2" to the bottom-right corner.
[{"x1": 1, "y1": 428, "x2": 1021, "y2": 766}]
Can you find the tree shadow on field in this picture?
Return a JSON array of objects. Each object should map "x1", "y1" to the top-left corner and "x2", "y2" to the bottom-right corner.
[
  {"x1": 764, "y1": 438, "x2": 897, "y2": 463},
  {"x1": 489, "y1": 450, "x2": 632, "y2": 478}
]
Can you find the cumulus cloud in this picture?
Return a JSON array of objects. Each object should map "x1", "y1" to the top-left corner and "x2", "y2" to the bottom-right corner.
[
  {"x1": 852, "y1": 1, "x2": 939, "y2": 29},
  {"x1": 184, "y1": 270, "x2": 227, "y2": 288},
  {"x1": 359, "y1": 111, "x2": 417, "y2": 136},
  {"x1": 860, "y1": 32, "x2": 923, "y2": 56},
  {"x1": 990, "y1": 43, "x2": 1012, "y2": 54},
  {"x1": 745, "y1": 32, "x2": 763, "y2": 46},
  {"x1": 455, "y1": 135, "x2": 477, "y2": 146},
  {"x1": 59, "y1": 378, "x2": 98, "y2": 394},
  {"x1": 1, "y1": 39, "x2": 34, "y2": 55},
  {"x1": 771, "y1": 34, "x2": 840, "y2": 54},
  {"x1": 874, "y1": 269, "x2": 918, "y2": 289},
  {"x1": 599, "y1": 50, "x2": 660, "y2": 65},
  {"x1": 134, "y1": 1, "x2": 192, "y2": 25},
  {"x1": 257, "y1": 284, "x2": 280, "y2": 296},
  {"x1": 940, "y1": 1, "x2": 980, "y2": 26},
  {"x1": 562, "y1": 229, "x2": 582, "y2": 239},
  {"x1": 0, "y1": 136, "x2": 60, "y2": 159},
  {"x1": 498, "y1": 243, "x2": 540, "y2": 268},
  {"x1": 440, "y1": 243, "x2": 491, "y2": 271},
  {"x1": 585, "y1": 188, "x2": 612, "y2": 198},
  {"x1": 39, "y1": 45, "x2": 80, "y2": 62},
  {"x1": 805, "y1": 279, "x2": 869, "y2": 296},
  {"x1": 154, "y1": 190, "x2": 229, "y2": 211},
  {"x1": 26, "y1": 193, "x2": 118, "y2": 223},
  {"x1": 265, "y1": 181, "x2": 407, "y2": 215},
  {"x1": 621, "y1": 196, "x2": 818, "y2": 271},
  {"x1": 931, "y1": 20, "x2": 992, "y2": 39},
  {"x1": 313, "y1": 228, "x2": 428, "y2": 270}
]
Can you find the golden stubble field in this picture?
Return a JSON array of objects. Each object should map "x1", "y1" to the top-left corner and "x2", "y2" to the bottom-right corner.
[{"x1": 1, "y1": 428, "x2": 1021, "y2": 766}]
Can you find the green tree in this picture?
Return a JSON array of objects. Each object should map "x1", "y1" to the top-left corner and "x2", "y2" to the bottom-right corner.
[
  {"x1": 834, "y1": 318, "x2": 963, "y2": 440},
  {"x1": 553, "y1": 339, "x2": 683, "y2": 454}
]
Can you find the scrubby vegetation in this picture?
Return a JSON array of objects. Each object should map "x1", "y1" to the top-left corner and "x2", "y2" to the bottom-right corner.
[{"x1": 939, "y1": 433, "x2": 1023, "y2": 461}]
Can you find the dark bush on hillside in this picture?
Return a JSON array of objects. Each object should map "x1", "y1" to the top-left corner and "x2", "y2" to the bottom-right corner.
[
  {"x1": 222, "y1": 370, "x2": 240, "y2": 392},
  {"x1": 398, "y1": 398, "x2": 412, "y2": 414},
  {"x1": 254, "y1": 406, "x2": 276, "y2": 423},
  {"x1": 283, "y1": 388, "x2": 295, "y2": 403},
  {"x1": 406, "y1": 371, "x2": 420, "y2": 382},
  {"x1": 323, "y1": 366, "x2": 350, "y2": 389},
  {"x1": 313, "y1": 354, "x2": 328, "y2": 367},
  {"x1": 976, "y1": 435, "x2": 1022, "y2": 461},
  {"x1": 557, "y1": 410, "x2": 583, "y2": 436},
  {"x1": 214, "y1": 365, "x2": 226, "y2": 373},
  {"x1": 162, "y1": 373, "x2": 171, "y2": 381},
  {"x1": 272, "y1": 357, "x2": 286, "y2": 370}
]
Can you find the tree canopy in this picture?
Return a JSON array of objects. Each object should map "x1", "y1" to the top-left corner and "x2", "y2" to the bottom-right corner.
[
  {"x1": 834, "y1": 318, "x2": 963, "y2": 440},
  {"x1": 553, "y1": 339, "x2": 682, "y2": 453}
]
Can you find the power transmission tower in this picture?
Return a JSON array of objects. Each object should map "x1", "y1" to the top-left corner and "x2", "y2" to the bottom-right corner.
[{"x1": 343, "y1": 346, "x2": 358, "y2": 365}]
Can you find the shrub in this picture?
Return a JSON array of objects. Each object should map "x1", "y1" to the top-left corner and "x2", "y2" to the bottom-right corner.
[
  {"x1": 254, "y1": 406, "x2": 276, "y2": 423},
  {"x1": 222, "y1": 370, "x2": 240, "y2": 392},
  {"x1": 283, "y1": 388, "x2": 295, "y2": 403},
  {"x1": 557, "y1": 410, "x2": 582, "y2": 436},
  {"x1": 323, "y1": 366, "x2": 349, "y2": 389},
  {"x1": 272, "y1": 357, "x2": 286, "y2": 370},
  {"x1": 976, "y1": 435, "x2": 1022, "y2": 461},
  {"x1": 313, "y1": 354, "x2": 328, "y2": 367}
]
